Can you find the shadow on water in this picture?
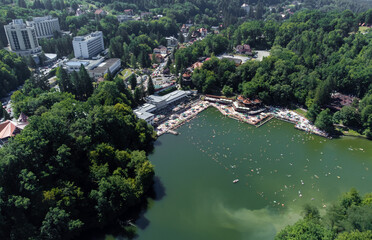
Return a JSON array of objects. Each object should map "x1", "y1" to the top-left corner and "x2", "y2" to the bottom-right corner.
[
  {"x1": 147, "y1": 139, "x2": 162, "y2": 155},
  {"x1": 135, "y1": 213, "x2": 150, "y2": 230},
  {"x1": 85, "y1": 177, "x2": 167, "y2": 240},
  {"x1": 153, "y1": 139, "x2": 162, "y2": 147},
  {"x1": 152, "y1": 176, "x2": 166, "y2": 201}
]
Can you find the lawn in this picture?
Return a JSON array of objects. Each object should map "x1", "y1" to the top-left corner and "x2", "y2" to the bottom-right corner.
[
  {"x1": 358, "y1": 26, "x2": 370, "y2": 34},
  {"x1": 293, "y1": 108, "x2": 307, "y2": 117},
  {"x1": 119, "y1": 69, "x2": 132, "y2": 80},
  {"x1": 335, "y1": 126, "x2": 367, "y2": 139}
]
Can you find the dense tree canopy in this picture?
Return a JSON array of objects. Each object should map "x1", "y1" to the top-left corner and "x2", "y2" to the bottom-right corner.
[
  {"x1": 0, "y1": 50, "x2": 30, "y2": 98},
  {"x1": 1, "y1": 73, "x2": 156, "y2": 239}
]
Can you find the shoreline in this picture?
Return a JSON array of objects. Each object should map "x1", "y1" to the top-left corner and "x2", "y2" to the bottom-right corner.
[{"x1": 155, "y1": 99, "x2": 330, "y2": 139}]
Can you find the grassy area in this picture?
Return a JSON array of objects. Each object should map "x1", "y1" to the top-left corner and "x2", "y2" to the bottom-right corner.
[
  {"x1": 358, "y1": 26, "x2": 370, "y2": 34},
  {"x1": 119, "y1": 69, "x2": 132, "y2": 80},
  {"x1": 335, "y1": 126, "x2": 367, "y2": 139},
  {"x1": 293, "y1": 108, "x2": 307, "y2": 117}
]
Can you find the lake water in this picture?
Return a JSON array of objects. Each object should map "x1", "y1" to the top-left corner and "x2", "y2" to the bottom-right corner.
[{"x1": 134, "y1": 107, "x2": 372, "y2": 240}]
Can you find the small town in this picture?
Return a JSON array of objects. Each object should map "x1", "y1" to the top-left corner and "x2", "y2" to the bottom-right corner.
[{"x1": 0, "y1": 0, "x2": 372, "y2": 240}]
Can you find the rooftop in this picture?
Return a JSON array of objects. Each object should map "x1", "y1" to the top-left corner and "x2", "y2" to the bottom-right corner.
[
  {"x1": 89, "y1": 58, "x2": 120, "y2": 74},
  {"x1": 134, "y1": 111, "x2": 154, "y2": 121},
  {"x1": 134, "y1": 103, "x2": 157, "y2": 113},
  {"x1": 147, "y1": 90, "x2": 191, "y2": 104},
  {"x1": 73, "y1": 31, "x2": 102, "y2": 42}
]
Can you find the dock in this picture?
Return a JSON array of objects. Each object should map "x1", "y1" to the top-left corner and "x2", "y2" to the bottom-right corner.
[
  {"x1": 167, "y1": 130, "x2": 179, "y2": 135},
  {"x1": 256, "y1": 115, "x2": 274, "y2": 128}
]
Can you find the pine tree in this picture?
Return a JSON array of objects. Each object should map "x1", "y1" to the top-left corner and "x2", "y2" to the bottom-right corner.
[
  {"x1": 122, "y1": 43, "x2": 130, "y2": 67},
  {"x1": 147, "y1": 76, "x2": 155, "y2": 95},
  {"x1": 129, "y1": 74, "x2": 137, "y2": 90},
  {"x1": 17, "y1": 0, "x2": 27, "y2": 8},
  {"x1": 130, "y1": 54, "x2": 137, "y2": 68},
  {"x1": 70, "y1": 71, "x2": 80, "y2": 98},
  {"x1": 56, "y1": 67, "x2": 73, "y2": 93},
  {"x1": 79, "y1": 65, "x2": 93, "y2": 99},
  {"x1": 134, "y1": 87, "x2": 142, "y2": 104}
]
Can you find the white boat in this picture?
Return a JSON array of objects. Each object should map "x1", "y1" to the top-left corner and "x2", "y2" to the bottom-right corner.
[{"x1": 233, "y1": 179, "x2": 239, "y2": 183}]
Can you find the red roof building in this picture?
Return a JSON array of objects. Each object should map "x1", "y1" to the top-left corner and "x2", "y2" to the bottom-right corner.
[
  {"x1": 0, "y1": 113, "x2": 29, "y2": 141},
  {"x1": 236, "y1": 44, "x2": 252, "y2": 55},
  {"x1": 192, "y1": 62, "x2": 203, "y2": 69},
  {"x1": 124, "y1": 9, "x2": 134, "y2": 15},
  {"x1": 94, "y1": 9, "x2": 106, "y2": 16},
  {"x1": 0, "y1": 120, "x2": 20, "y2": 140}
]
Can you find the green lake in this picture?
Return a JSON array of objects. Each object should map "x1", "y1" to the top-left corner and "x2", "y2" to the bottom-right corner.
[{"x1": 134, "y1": 107, "x2": 372, "y2": 240}]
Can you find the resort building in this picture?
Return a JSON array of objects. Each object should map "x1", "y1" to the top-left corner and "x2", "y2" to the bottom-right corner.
[
  {"x1": 146, "y1": 90, "x2": 192, "y2": 110},
  {"x1": 4, "y1": 19, "x2": 42, "y2": 56},
  {"x1": 134, "y1": 103, "x2": 157, "y2": 125},
  {"x1": 233, "y1": 95, "x2": 265, "y2": 114},
  {"x1": 135, "y1": 90, "x2": 192, "y2": 125},
  {"x1": 26, "y1": 16, "x2": 60, "y2": 39},
  {"x1": 73, "y1": 31, "x2": 104, "y2": 59}
]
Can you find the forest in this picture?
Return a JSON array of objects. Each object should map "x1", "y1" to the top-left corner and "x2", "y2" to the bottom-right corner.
[
  {"x1": 276, "y1": 189, "x2": 372, "y2": 239},
  {"x1": 1, "y1": 70, "x2": 156, "y2": 239},
  {"x1": 0, "y1": 50, "x2": 30, "y2": 99}
]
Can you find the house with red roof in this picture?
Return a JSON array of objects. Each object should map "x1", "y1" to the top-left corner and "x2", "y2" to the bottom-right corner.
[
  {"x1": 124, "y1": 9, "x2": 134, "y2": 15},
  {"x1": 235, "y1": 44, "x2": 252, "y2": 55},
  {"x1": 192, "y1": 62, "x2": 203, "y2": 69},
  {"x1": 0, "y1": 113, "x2": 29, "y2": 143},
  {"x1": 94, "y1": 9, "x2": 106, "y2": 16}
]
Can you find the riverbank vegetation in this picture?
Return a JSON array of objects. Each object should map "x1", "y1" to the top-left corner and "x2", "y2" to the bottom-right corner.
[{"x1": 276, "y1": 188, "x2": 372, "y2": 240}]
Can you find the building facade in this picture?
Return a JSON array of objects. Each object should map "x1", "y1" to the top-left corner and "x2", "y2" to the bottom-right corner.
[
  {"x1": 72, "y1": 31, "x2": 104, "y2": 59},
  {"x1": 26, "y1": 16, "x2": 60, "y2": 39},
  {"x1": 4, "y1": 19, "x2": 42, "y2": 56}
]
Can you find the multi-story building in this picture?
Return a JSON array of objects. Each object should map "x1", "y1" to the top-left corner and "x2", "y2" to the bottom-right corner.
[
  {"x1": 4, "y1": 19, "x2": 42, "y2": 56},
  {"x1": 165, "y1": 36, "x2": 178, "y2": 47},
  {"x1": 26, "y1": 16, "x2": 60, "y2": 39},
  {"x1": 72, "y1": 31, "x2": 104, "y2": 59}
]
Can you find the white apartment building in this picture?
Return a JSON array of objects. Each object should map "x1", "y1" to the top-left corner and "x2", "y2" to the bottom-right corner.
[
  {"x1": 165, "y1": 36, "x2": 178, "y2": 47},
  {"x1": 73, "y1": 31, "x2": 104, "y2": 59},
  {"x1": 4, "y1": 19, "x2": 42, "y2": 56},
  {"x1": 26, "y1": 16, "x2": 60, "y2": 39}
]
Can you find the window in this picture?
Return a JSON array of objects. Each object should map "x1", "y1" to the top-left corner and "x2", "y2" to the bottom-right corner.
[
  {"x1": 11, "y1": 31, "x2": 20, "y2": 50},
  {"x1": 21, "y1": 30, "x2": 31, "y2": 49}
]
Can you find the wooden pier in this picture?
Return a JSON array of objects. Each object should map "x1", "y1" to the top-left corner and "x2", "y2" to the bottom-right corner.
[{"x1": 167, "y1": 130, "x2": 179, "y2": 135}]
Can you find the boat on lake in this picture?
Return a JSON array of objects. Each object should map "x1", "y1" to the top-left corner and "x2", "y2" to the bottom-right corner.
[{"x1": 233, "y1": 179, "x2": 239, "y2": 183}]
